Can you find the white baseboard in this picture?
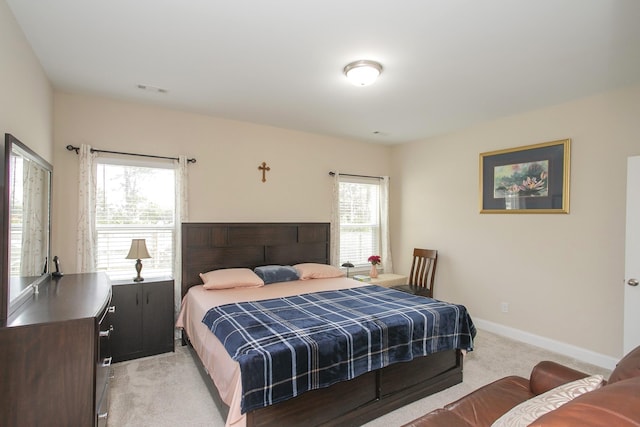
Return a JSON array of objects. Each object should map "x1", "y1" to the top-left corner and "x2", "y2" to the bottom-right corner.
[{"x1": 473, "y1": 317, "x2": 619, "y2": 371}]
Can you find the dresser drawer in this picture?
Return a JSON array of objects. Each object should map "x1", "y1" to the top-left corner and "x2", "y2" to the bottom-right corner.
[
  {"x1": 96, "y1": 389, "x2": 109, "y2": 427},
  {"x1": 96, "y1": 291, "x2": 114, "y2": 425}
]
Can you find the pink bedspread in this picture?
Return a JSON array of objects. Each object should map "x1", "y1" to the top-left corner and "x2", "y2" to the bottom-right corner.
[{"x1": 175, "y1": 277, "x2": 368, "y2": 427}]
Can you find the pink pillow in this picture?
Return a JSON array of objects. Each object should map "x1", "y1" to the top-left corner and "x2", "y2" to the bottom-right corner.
[
  {"x1": 294, "y1": 263, "x2": 345, "y2": 280},
  {"x1": 200, "y1": 268, "x2": 264, "y2": 290}
]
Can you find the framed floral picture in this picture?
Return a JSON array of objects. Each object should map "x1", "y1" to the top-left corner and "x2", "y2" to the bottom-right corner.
[{"x1": 479, "y1": 139, "x2": 571, "y2": 213}]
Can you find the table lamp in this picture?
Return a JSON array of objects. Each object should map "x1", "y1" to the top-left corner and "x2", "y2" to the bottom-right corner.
[
  {"x1": 126, "y1": 239, "x2": 151, "y2": 282},
  {"x1": 341, "y1": 262, "x2": 354, "y2": 278}
]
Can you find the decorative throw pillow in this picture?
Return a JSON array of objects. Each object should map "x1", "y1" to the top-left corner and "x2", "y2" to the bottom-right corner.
[
  {"x1": 491, "y1": 374, "x2": 605, "y2": 427},
  {"x1": 200, "y1": 268, "x2": 264, "y2": 290},
  {"x1": 293, "y1": 263, "x2": 345, "y2": 280},
  {"x1": 254, "y1": 265, "x2": 300, "y2": 285}
]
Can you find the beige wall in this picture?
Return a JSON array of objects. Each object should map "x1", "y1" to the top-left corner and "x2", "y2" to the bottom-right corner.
[
  {"x1": 52, "y1": 92, "x2": 391, "y2": 272},
  {"x1": 0, "y1": 0, "x2": 52, "y2": 160},
  {"x1": 54, "y1": 86, "x2": 640, "y2": 364},
  {"x1": 390, "y1": 84, "x2": 640, "y2": 360}
]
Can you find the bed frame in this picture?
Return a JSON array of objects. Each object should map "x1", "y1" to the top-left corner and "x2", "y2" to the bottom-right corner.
[{"x1": 181, "y1": 222, "x2": 463, "y2": 427}]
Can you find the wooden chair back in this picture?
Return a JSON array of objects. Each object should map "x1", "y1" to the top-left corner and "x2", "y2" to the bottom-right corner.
[{"x1": 408, "y1": 248, "x2": 438, "y2": 298}]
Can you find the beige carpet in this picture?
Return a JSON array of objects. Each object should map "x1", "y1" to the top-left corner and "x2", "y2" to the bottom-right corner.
[{"x1": 107, "y1": 329, "x2": 611, "y2": 427}]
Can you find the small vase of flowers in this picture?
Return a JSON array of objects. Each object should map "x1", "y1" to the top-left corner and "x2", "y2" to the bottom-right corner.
[{"x1": 368, "y1": 255, "x2": 381, "y2": 278}]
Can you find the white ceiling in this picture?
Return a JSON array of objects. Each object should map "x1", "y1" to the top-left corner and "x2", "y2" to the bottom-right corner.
[{"x1": 6, "y1": 0, "x2": 640, "y2": 144}]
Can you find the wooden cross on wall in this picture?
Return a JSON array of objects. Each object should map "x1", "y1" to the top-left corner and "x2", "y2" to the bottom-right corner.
[{"x1": 258, "y1": 162, "x2": 271, "y2": 182}]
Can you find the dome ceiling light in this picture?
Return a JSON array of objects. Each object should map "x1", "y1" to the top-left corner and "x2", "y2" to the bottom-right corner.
[{"x1": 343, "y1": 60, "x2": 383, "y2": 86}]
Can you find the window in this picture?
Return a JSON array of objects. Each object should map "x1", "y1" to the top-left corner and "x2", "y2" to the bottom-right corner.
[
  {"x1": 95, "y1": 159, "x2": 175, "y2": 279},
  {"x1": 338, "y1": 177, "x2": 381, "y2": 268}
]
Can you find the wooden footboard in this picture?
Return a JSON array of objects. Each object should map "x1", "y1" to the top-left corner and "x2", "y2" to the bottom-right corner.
[
  {"x1": 184, "y1": 332, "x2": 462, "y2": 427},
  {"x1": 247, "y1": 349, "x2": 462, "y2": 427}
]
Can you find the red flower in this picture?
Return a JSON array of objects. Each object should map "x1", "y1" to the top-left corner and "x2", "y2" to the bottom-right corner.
[{"x1": 368, "y1": 255, "x2": 381, "y2": 265}]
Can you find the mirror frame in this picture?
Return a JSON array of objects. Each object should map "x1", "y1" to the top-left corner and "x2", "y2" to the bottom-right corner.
[{"x1": 1, "y1": 133, "x2": 53, "y2": 326}]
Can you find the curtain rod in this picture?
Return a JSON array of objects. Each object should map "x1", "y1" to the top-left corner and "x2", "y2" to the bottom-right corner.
[
  {"x1": 65, "y1": 145, "x2": 196, "y2": 164},
  {"x1": 328, "y1": 171, "x2": 383, "y2": 180}
]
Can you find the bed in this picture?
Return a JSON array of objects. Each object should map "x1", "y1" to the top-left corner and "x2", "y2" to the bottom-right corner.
[{"x1": 177, "y1": 222, "x2": 474, "y2": 427}]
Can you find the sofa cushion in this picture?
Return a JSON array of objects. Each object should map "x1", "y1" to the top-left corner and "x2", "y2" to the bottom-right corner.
[
  {"x1": 443, "y1": 376, "x2": 534, "y2": 426},
  {"x1": 491, "y1": 374, "x2": 604, "y2": 427},
  {"x1": 528, "y1": 376, "x2": 640, "y2": 426},
  {"x1": 608, "y1": 345, "x2": 640, "y2": 384}
]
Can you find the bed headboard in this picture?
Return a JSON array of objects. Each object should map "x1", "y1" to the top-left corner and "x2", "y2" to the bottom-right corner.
[{"x1": 181, "y1": 222, "x2": 330, "y2": 298}]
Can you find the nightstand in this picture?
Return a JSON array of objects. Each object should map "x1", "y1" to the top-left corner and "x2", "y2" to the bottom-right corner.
[
  {"x1": 110, "y1": 276, "x2": 175, "y2": 362},
  {"x1": 369, "y1": 273, "x2": 408, "y2": 288}
]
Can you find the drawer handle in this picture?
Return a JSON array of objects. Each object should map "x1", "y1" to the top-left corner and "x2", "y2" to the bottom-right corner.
[
  {"x1": 98, "y1": 411, "x2": 108, "y2": 419},
  {"x1": 101, "y1": 357, "x2": 112, "y2": 367},
  {"x1": 99, "y1": 325, "x2": 114, "y2": 338}
]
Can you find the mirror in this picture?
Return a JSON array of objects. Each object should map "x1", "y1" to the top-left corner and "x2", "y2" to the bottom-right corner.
[{"x1": 1, "y1": 133, "x2": 52, "y2": 323}]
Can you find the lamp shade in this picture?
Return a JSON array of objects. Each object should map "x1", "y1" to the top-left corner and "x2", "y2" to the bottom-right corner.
[{"x1": 126, "y1": 239, "x2": 151, "y2": 260}]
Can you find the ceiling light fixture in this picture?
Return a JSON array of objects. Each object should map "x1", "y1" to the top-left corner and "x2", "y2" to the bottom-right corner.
[{"x1": 343, "y1": 60, "x2": 383, "y2": 87}]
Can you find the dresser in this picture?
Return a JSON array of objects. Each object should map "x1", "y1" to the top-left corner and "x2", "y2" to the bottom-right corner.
[
  {"x1": 0, "y1": 272, "x2": 113, "y2": 427},
  {"x1": 110, "y1": 277, "x2": 174, "y2": 362}
]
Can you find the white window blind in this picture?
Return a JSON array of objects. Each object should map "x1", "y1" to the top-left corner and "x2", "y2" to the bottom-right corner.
[
  {"x1": 95, "y1": 159, "x2": 175, "y2": 280},
  {"x1": 339, "y1": 177, "x2": 381, "y2": 268}
]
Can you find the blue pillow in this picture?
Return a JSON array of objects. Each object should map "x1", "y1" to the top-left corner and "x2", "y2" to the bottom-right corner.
[{"x1": 254, "y1": 265, "x2": 300, "y2": 285}]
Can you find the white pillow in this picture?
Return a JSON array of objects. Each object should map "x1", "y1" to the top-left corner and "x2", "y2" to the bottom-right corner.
[
  {"x1": 294, "y1": 263, "x2": 345, "y2": 280},
  {"x1": 491, "y1": 374, "x2": 605, "y2": 427},
  {"x1": 200, "y1": 268, "x2": 264, "y2": 290}
]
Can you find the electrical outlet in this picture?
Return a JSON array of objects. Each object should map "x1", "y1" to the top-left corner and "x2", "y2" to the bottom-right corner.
[{"x1": 501, "y1": 302, "x2": 509, "y2": 313}]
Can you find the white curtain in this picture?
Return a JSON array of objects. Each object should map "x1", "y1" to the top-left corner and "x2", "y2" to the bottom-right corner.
[
  {"x1": 173, "y1": 155, "x2": 189, "y2": 316},
  {"x1": 330, "y1": 172, "x2": 341, "y2": 266},
  {"x1": 76, "y1": 144, "x2": 97, "y2": 273},
  {"x1": 20, "y1": 160, "x2": 46, "y2": 275},
  {"x1": 380, "y1": 176, "x2": 393, "y2": 273}
]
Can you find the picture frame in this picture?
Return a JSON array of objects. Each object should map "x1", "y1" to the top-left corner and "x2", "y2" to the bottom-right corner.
[{"x1": 479, "y1": 139, "x2": 571, "y2": 214}]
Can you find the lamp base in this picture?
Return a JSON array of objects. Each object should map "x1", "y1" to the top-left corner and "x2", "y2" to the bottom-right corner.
[{"x1": 133, "y1": 259, "x2": 144, "y2": 282}]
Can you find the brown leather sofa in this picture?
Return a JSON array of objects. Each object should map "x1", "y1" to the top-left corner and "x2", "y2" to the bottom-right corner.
[{"x1": 403, "y1": 345, "x2": 640, "y2": 427}]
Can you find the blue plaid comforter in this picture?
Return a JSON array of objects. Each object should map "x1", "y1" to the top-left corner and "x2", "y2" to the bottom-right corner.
[{"x1": 202, "y1": 285, "x2": 475, "y2": 413}]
